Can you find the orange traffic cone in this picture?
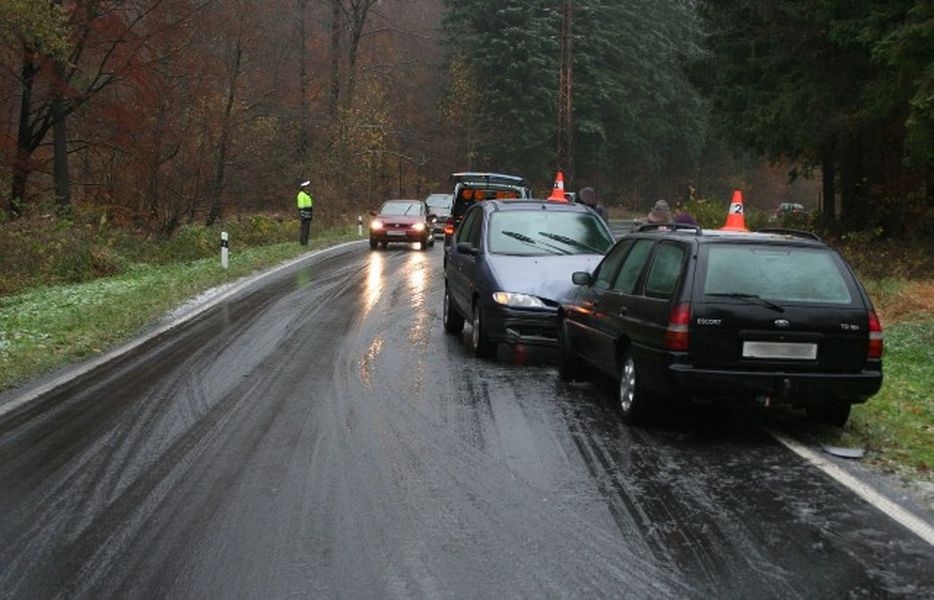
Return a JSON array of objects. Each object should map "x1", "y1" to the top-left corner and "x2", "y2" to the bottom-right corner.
[
  {"x1": 720, "y1": 189, "x2": 749, "y2": 231},
  {"x1": 548, "y1": 170, "x2": 567, "y2": 201}
]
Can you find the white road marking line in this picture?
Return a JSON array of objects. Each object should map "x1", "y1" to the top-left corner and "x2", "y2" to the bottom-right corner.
[{"x1": 769, "y1": 428, "x2": 934, "y2": 547}]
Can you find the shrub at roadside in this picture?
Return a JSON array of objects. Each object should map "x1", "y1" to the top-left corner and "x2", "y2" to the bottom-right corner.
[{"x1": 0, "y1": 212, "x2": 309, "y2": 297}]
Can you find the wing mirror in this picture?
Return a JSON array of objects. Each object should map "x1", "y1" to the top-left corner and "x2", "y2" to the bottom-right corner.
[{"x1": 572, "y1": 271, "x2": 592, "y2": 286}]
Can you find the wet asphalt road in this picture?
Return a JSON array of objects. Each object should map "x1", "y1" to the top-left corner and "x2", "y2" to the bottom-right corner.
[{"x1": 1, "y1": 241, "x2": 932, "y2": 599}]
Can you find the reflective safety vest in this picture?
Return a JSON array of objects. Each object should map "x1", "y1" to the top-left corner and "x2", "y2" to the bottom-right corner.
[{"x1": 297, "y1": 190, "x2": 314, "y2": 209}]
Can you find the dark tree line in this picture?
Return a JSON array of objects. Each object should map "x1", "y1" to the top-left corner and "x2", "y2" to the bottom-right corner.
[
  {"x1": 1, "y1": 1, "x2": 930, "y2": 235},
  {"x1": 694, "y1": 0, "x2": 932, "y2": 231}
]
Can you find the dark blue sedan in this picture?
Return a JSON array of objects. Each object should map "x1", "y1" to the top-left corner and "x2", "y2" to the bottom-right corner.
[{"x1": 442, "y1": 199, "x2": 614, "y2": 357}]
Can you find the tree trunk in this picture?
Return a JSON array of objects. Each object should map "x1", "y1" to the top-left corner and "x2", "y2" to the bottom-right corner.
[
  {"x1": 51, "y1": 0, "x2": 70, "y2": 218},
  {"x1": 329, "y1": 0, "x2": 342, "y2": 116},
  {"x1": 840, "y1": 134, "x2": 868, "y2": 229},
  {"x1": 297, "y1": 0, "x2": 311, "y2": 165},
  {"x1": 207, "y1": 40, "x2": 242, "y2": 226},
  {"x1": 11, "y1": 46, "x2": 39, "y2": 219},
  {"x1": 821, "y1": 144, "x2": 836, "y2": 225},
  {"x1": 52, "y1": 61, "x2": 71, "y2": 218}
]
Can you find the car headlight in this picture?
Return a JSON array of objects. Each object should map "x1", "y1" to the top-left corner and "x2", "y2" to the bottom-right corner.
[
  {"x1": 370, "y1": 220, "x2": 384, "y2": 231},
  {"x1": 411, "y1": 222, "x2": 425, "y2": 232},
  {"x1": 492, "y1": 291, "x2": 546, "y2": 308}
]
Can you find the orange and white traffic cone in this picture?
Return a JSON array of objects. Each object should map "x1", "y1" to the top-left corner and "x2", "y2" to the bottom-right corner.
[
  {"x1": 720, "y1": 189, "x2": 749, "y2": 231},
  {"x1": 548, "y1": 170, "x2": 567, "y2": 201}
]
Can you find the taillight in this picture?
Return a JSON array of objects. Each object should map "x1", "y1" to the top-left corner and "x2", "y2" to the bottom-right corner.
[
  {"x1": 444, "y1": 218, "x2": 455, "y2": 236},
  {"x1": 665, "y1": 303, "x2": 691, "y2": 351},
  {"x1": 867, "y1": 310, "x2": 883, "y2": 359}
]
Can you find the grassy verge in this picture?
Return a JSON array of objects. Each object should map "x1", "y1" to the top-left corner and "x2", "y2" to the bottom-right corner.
[
  {"x1": 817, "y1": 279, "x2": 934, "y2": 486},
  {"x1": 846, "y1": 319, "x2": 934, "y2": 477},
  {"x1": 0, "y1": 227, "x2": 358, "y2": 391}
]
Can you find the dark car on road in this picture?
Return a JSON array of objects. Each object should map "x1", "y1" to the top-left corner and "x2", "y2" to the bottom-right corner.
[
  {"x1": 558, "y1": 225, "x2": 883, "y2": 426},
  {"x1": 443, "y1": 172, "x2": 531, "y2": 247},
  {"x1": 369, "y1": 199, "x2": 435, "y2": 250},
  {"x1": 443, "y1": 198, "x2": 614, "y2": 358},
  {"x1": 425, "y1": 193, "x2": 453, "y2": 237}
]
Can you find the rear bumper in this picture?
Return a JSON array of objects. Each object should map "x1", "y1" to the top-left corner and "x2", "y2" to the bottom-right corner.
[{"x1": 665, "y1": 362, "x2": 882, "y2": 405}]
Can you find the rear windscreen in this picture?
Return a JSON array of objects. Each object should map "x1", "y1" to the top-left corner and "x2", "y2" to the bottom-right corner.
[{"x1": 703, "y1": 245, "x2": 853, "y2": 304}]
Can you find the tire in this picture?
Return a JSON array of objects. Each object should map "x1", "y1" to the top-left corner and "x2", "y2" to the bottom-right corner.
[
  {"x1": 443, "y1": 286, "x2": 464, "y2": 334},
  {"x1": 806, "y1": 403, "x2": 851, "y2": 427},
  {"x1": 557, "y1": 318, "x2": 583, "y2": 381},
  {"x1": 617, "y1": 352, "x2": 648, "y2": 424},
  {"x1": 369, "y1": 238, "x2": 378, "y2": 250},
  {"x1": 420, "y1": 237, "x2": 429, "y2": 251},
  {"x1": 471, "y1": 302, "x2": 495, "y2": 358}
]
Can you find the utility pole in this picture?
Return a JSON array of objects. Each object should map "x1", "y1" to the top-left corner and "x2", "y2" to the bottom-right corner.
[{"x1": 557, "y1": 0, "x2": 573, "y2": 178}]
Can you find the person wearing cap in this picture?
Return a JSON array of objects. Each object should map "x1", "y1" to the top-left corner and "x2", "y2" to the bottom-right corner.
[
  {"x1": 296, "y1": 180, "x2": 314, "y2": 245},
  {"x1": 646, "y1": 199, "x2": 673, "y2": 225}
]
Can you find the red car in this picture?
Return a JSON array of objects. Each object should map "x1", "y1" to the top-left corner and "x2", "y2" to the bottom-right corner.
[{"x1": 369, "y1": 199, "x2": 435, "y2": 251}]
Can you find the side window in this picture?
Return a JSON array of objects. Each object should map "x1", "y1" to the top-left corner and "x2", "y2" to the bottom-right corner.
[
  {"x1": 592, "y1": 240, "x2": 633, "y2": 290},
  {"x1": 645, "y1": 243, "x2": 686, "y2": 299},
  {"x1": 468, "y1": 210, "x2": 484, "y2": 247},
  {"x1": 612, "y1": 239, "x2": 654, "y2": 293},
  {"x1": 456, "y1": 207, "x2": 481, "y2": 246}
]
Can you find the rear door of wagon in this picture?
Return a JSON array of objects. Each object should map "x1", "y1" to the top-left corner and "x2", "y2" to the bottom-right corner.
[{"x1": 688, "y1": 241, "x2": 873, "y2": 374}]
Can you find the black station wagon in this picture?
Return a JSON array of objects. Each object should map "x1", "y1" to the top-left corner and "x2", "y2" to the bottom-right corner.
[{"x1": 557, "y1": 224, "x2": 883, "y2": 426}]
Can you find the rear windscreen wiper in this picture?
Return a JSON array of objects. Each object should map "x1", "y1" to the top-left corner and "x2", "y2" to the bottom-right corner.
[{"x1": 707, "y1": 292, "x2": 785, "y2": 312}]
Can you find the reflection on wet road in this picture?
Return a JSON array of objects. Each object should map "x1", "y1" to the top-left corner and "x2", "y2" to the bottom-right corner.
[{"x1": 0, "y1": 242, "x2": 931, "y2": 599}]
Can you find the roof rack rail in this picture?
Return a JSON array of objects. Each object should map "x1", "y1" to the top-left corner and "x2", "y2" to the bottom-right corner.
[
  {"x1": 632, "y1": 222, "x2": 702, "y2": 235},
  {"x1": 755, "y1": 228, "x2": 822, "y2": 241}
]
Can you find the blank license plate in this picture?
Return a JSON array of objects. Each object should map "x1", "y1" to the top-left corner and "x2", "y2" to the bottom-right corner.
[
  {"x1": 387, "y1": 230, "x2": 406, "y2": 236},
  {"x1": 743, "y1": 341, "x2": 817, "y2": 360}
]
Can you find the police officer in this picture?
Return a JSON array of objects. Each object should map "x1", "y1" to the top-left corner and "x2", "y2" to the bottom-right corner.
[{"x1": 296, "y1": 180, "x2": 314, "y2": 245}]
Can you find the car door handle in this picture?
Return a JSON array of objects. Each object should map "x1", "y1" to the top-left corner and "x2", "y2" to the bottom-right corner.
[{"x1": 617, "y1": 306, "x2": 629, "y2": 316}]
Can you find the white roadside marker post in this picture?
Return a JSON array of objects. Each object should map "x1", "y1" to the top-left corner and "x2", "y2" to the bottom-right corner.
[
  {"x1": 221, "y1": 231, "x2": 229, "y2": 269},
  {"x1": 357, "y1": 215, "x2": 363, "y2": 237}
]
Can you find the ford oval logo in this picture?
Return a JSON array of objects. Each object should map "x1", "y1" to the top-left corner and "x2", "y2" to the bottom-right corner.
[{"x1": 774, "y1": 319, "x2": 791, "y2": 328}]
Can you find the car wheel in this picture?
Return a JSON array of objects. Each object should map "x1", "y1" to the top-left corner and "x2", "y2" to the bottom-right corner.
[
  {"x1": 806, "y1": 402, "x2": 851, "y2": 427},
  {"x1": 369, "y1": 238, "x2": 378, "y2": 250},
  {"x1": 471, "y1": 302, "x2": 495, "y2": 358},
  {"x1": 420, "y1": 237, "x2": 429, "y2": 251},
  {"x1": 557, "y1": 318, "x2": 583, "y2": 381},
  {"x1": 443, "y1": 286, "x2": 464, "y2": 334},
  {"x1": 617, "y1": 353, "x2": 648, "y2": 424}
]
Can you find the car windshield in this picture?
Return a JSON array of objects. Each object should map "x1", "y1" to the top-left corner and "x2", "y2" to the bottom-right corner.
[
  {"x1": 380, "y1": 201, "x2": 423, "y2": 216},
  {"x1": 425, "y1": 196, "x2": 452, "y2": 214},
  {"x1": 702, "y1": 245, "x2": 853, "y2": 304},
  {"x1": 487, "y1": 211, "x2": 613, "y2": 256}
]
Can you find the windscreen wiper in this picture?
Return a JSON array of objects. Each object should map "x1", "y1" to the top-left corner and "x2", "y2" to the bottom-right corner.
[
  {"x1": 706, "y1": 292, "x2": 785, "y2": 312},
  {"x1": 537, "y1": 231, "x2": 603, "y2": 254},
  {"x1": 501, "y1": 231, "x2": 563, "y2": 255}
]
